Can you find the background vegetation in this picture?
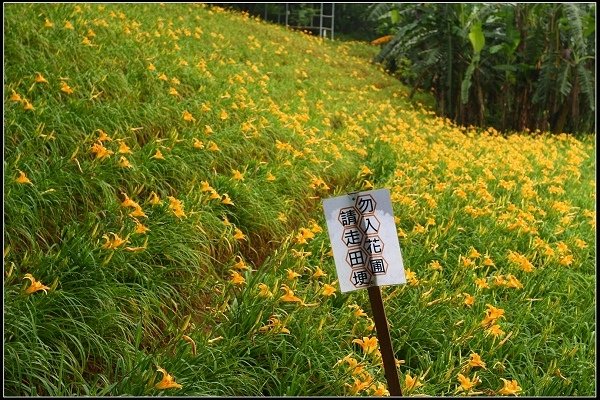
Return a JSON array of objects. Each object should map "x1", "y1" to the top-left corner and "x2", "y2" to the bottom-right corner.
[
  {"x1": 369, "y1": 3, "x2": 596, "y2": 135},
  {"x1": 4, "y1": 3, "x2": 596, "y2": 397}
]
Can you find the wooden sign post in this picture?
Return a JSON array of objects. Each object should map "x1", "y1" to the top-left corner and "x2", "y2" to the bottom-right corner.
[{"x1": 323, "y1": 188, "x2": 406, "y2": 396}]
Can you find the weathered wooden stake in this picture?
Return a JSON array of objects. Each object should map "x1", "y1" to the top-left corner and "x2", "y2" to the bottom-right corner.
[{"x1": 368, "y1": 285, "x2": 402, "y2": 396}]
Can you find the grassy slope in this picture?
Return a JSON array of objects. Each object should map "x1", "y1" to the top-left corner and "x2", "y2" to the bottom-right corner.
[{"x1": 4, "y1": 3, "x2": 595, "y2": 396}]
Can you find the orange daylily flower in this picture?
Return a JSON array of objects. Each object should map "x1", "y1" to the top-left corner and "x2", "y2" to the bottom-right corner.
[
  {"x1": 154, "y1": 367, "x2": 182, "y2": 390},
  {"x1": 497, "y1": 378, "x2": 522, "y2": 395},
  {"x1": 230, "y1": 271, "x2": 245, "y2": 285},
  {"x1": 60, "y1": 81, "x2": 74, "y2": 94},
  {"x1": 352, "y1": 336, "x2": 378, "y2": 355},
  {"x1": 23, "y1": 274, "x2": 51, "y2": 294},
  {"x1": 35, "y1": 73, "x2": 48, "y2": 83},
  {"x1": 15, "y1": 170, "x2": 32, "y2": 184},
  {"x1": 182, "y1": 110, "x2": 196, "y2": 122},
  {"x1": 468, "y1": 353, "x2": 486, "y2": 369},
  {"x1": 151, "y1": 149, "x2": 165, "y2": 160},
  {"x1": 148, "y1": 191, "x2": 162, "y2": 205},
  {"x1": 280, "y1": 284, "x2": 303, "y2": 303}
]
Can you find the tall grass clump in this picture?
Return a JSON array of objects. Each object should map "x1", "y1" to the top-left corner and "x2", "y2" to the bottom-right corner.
[{"x1": 4, "y1": 3, "x2": 595, "y2": 396}]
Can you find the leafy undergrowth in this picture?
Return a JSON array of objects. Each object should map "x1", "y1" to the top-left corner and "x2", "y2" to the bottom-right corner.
[{"x1": 4, "y1": 3, "x2": 595, "y2": 396}]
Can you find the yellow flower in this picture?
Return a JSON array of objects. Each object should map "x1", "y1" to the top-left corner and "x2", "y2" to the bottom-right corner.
[
  {"x1": 321, "y1": 283, "x2": 337, "y2": 297},
  {"x1": 462, "y1": 256, "x2": 475, "y2": 267},
  {"x1": 230, "y1": 271, "x2": 245, "y2": 285},
  {"x1": 207, "y1": 141, "x2": 220, "y2": 151},
  {"x1": 233, "y1": 228, "x2": 246, "y2": 240},
  {"x1": 168, "y1": 87, "x2": 179, "y2": 96},
  {"x1": 233, "y1": 256, "x2": 249, "y2": 270},
  {"x1": 90, "y1": 142, "x2": 113, "y2": 159},
  {"x1": 486, "y1": 324, "x2": 505, "y2": 338},
  {"x1": 429, "y1": 260, "x2": 442, "y2": 270},
  {"x1": 474, "y1": 277, "x2": 489, "y2": 289},
  {"x1": 266, "y1": 171, "x2": 276, "y2": 182},
  {"x1": 97, "y1": 129, "x2": 112, "y2": 142},
  {"x1": 481, "y1": 304, "x2": 505, "y2": 326},
  {"x1": 15, "y1": 170, "x2": 32, "y2": 184},
  {"x1": 483, "y1": 256, "x2": 495, "y2": 266},
  {"x1": 457, "y1": 373, "x2": 480, "y2": 391},
  {"x1": 167, "y1": 196, "x2": 186, "y2": 218},
  {"x1": 232, "y1": 169, "x2": 244, "y2": 181},
  {"x1": 151, "y1": 149, "x2": 165, "y2": 160},
  {"x1": 133, "y1": 219, "x2": 150, "y2": 234},
  {"x1": 23, "y1": 100, "x2": 35, "y2": 111},
  {"x1": 312, "y1": 266, "x2": 327, "y2": 279},
  {"x1": 209, "y1": 189, "x2": 221, "y2": 200},
  {"x1": 335, "y1": 354, "x2": 364, "y2": 376},
  {"x1": 352, "y1": 336, "x2": 378, "y2": 355},
  {"x1": 182, "y1": 110, "x2": 196, "y2": 122},
  {"x1": 220, "y1": 109, "x2": 229, "y2": 120},
  {"x1": 148, "y1": 63, "x2": 156, "y2": 71},
  {"x1": 60, "y1": 81, "x2": 74, "y2": 94},
  {"x1": 497, "y1": 378, "x2": 522, "y2": 395},
  {"x1": 82, "y1": 36, "x2": 92, "y2": 46},
  {"x1": 404, "y1": 373, "x2": 423, "y2": 392},
  {"x1": 64, "y1": 20, "x2": 74, "y2": 30},
  {"x1": 44, "y1": 18, "x2": 54, "y2": 28},
  {"x1": 10, "y1": 90, "x2": 22, "y2": 102},
  {"x1": 285, "y1": 268, "x2": 301, "y2": 281},
  {"x1": 259, "y1": 316, "x2": 290, "y2": 334},
  {"x1": 118, "y1": 156, "x2": 132, "y2": 168},
  {"x1": 193, "y1": 138, "x2": 204, "y2": 149},
  {"x1": 154, "y1": 367, "x2": 182, "y2": 390},
  {"x1": 574, "y1": 239, "x2": 587, "y2": 249},
  {"x1": 35, "y1": 73, "x2": 48, "y2": 83},
  {"x1": 493, "y1": 275, "x2": 506, "y2": 286},
  {"x1": 468, "y1": 353, "x2": 486, "y2": 369},
  {"x1": 129, "y1": 205, "x2": 147, "y2": 218},
  {"x1": 102, "y1": 232, "x2": 128, "y2": 249},
  {"x1": 158, "y1": 73, "x2": 168, "y2": 81},
  {"x1": 23, "y1": 274, "x2": 51, "y2": 294},
  {"x1": 360, "y1": 165, "x2": 373, "y2": 176},
  {"x1": 118, "y1": 141, "x2": 132, "y2": 154},
  {"x1": 148, "y1": 191, "x2": 162, "y2": 205},
  {"x1": 200, "y1": 181, "x2": 213, "y2": 192},
  {"x1": 280, "y1": 284, "x2": 303, "y2": 303},
  {"x1": 559, "y1": 254, "x2": 574, "y2": 266},
  {"x1": 121, "y1": 193, "x2": 139, "y2": 208},
  {"x1": 468, "y1": 247, "x2": 481, "y2": 259},
  {"x1": 405, "y1": 269, "x2": 419, "y2": 286},
  {"x1": 204, "y1": 124, "x2": 213, "y2": 134},
  {"x1": 348, "y1": 304, "x2": 367, "y2": 318},
  {"x1": 505, "y1": 274, "x2": 523, "y2": 289},
  {"x1": 463, "y1": 292, "x2": 475, "y2": 307},
  {"x1": 258, "y1": 283, "x2": 273, "y2": 298},
  {"x1": 371, "y1": 383, "x2": 389, "y2": 396}
]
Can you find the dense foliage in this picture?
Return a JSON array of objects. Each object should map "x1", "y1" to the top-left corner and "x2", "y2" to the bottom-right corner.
[{"x1": 370, "y1": 3, "x2": 596, "y2": 135}]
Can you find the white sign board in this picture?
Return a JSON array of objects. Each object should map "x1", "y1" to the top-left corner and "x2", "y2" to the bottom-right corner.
[{"x1": 322, "y1": 188, "x2": 406, "y2": 293}]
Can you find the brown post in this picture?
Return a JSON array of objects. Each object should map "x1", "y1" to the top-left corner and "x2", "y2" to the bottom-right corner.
[{"x1": 368, "y1": 285, "x2": 402, "y2": 396}]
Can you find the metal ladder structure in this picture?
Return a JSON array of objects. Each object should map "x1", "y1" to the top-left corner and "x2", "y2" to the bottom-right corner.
[{"x1": 264, "y1": 3, "x2": 335, "y2": 39}]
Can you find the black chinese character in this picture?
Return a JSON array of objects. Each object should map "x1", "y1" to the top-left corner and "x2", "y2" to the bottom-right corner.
[
  {"x1": 365, "y1": 237, "x2": 382, "y2": 254},
  {"x1": 348, "y1": 250, "x2": 365, "y2": 267},
  {"x1": 351, "y1": 270, "x2": 371, "y2": 286},
  {"x1": 340, "y1": 209, "x2": 358, "y2": 226},
  {"x1": 362, "y1": 217, "x2": 379, "y2": 234},
  {"x1": 369, "y1": 258, "x2": 386, "y2": 274},
  {"x1": 343, "y1": 229, "x2": 362, "y2": 246},
  {"x1": 357, "y1": 197, "x2": 375, "y2": 214}
]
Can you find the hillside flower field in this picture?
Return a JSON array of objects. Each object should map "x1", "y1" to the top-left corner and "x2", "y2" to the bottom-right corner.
[{"x1": 4, "y1": 3, "x2": 595, "y2": 396}]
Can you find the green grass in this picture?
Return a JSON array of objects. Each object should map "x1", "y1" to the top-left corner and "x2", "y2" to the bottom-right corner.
[{"x1": 4, "y1": 3, "x2": 595, "y2": 396}]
